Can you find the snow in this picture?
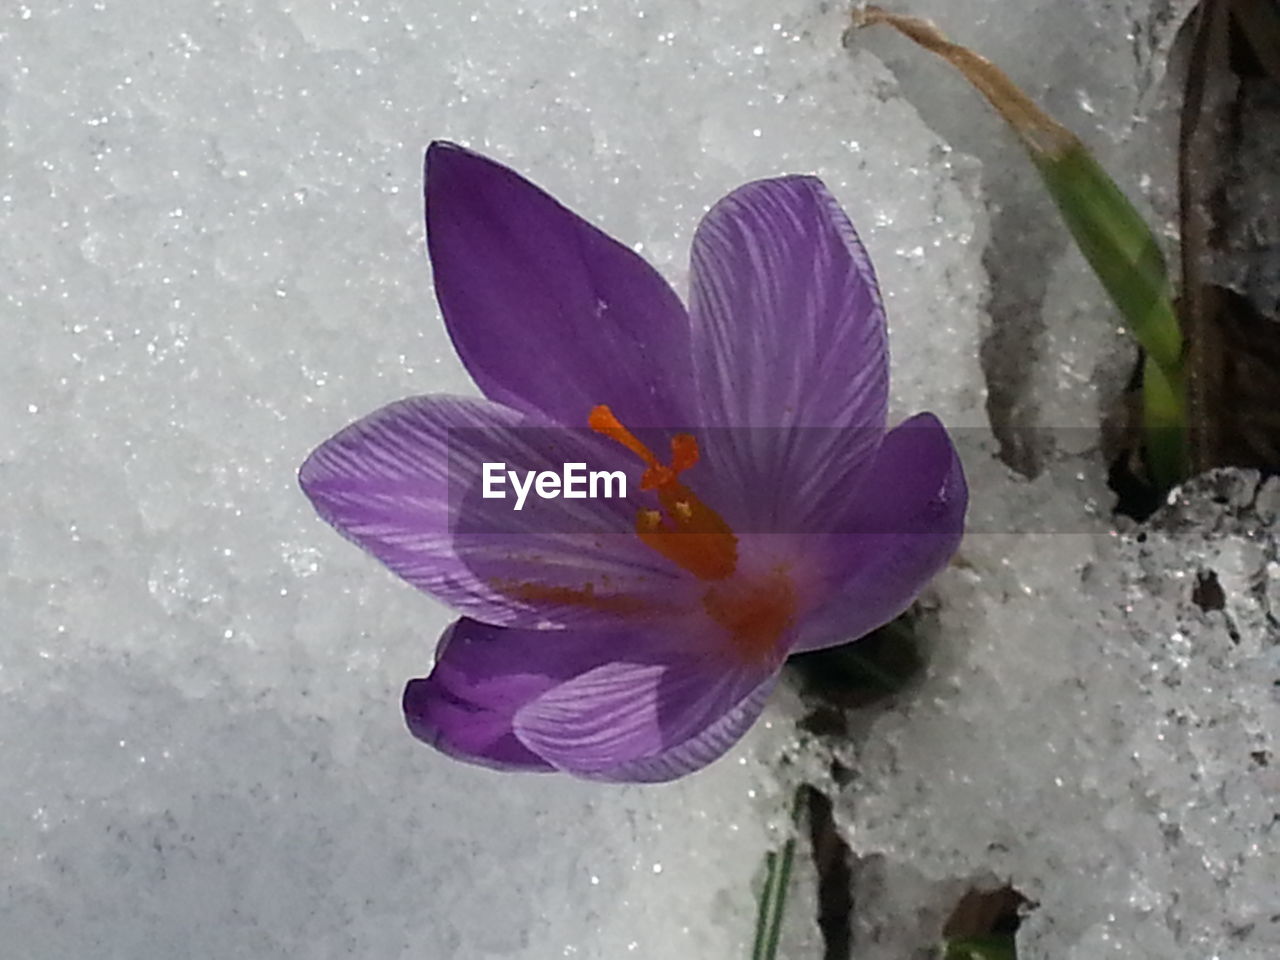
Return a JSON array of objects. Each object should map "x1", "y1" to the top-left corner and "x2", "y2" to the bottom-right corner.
[
  {"x1": 1, "y1": 0, "x2": 983, "y2": 956},
  {"x1": 829, "y1": 468, "x2": 1280, "y2": 960},
  {"x1": 5, "y1": 0, "x2": 1272, "y2": 957}
]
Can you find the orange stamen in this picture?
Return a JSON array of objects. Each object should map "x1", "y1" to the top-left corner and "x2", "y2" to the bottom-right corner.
[
  {"x1": 585, "y1": 406, "x2": 796, "y2": 664},
  {"x1": 587, "y1": 405, "x2": 659, "y2": 469},
  {"x1": 589, "y1": 404, "x2": 738, "y2": 581}
]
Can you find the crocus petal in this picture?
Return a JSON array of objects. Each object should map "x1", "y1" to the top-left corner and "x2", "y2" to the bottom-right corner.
[
  {"x1": 513, "y1": 647, "x2": 778, "y2": 782},
  {"x1": 686, "y1": 176, "x2": 889, "y2": 532},
  {"x1": 582, "y1": 675, "x2": 778, "y2": 783},
  {"x1": 426, "y1": 141, "x2": 694, "y2": 429},
  {"x1": 299, "y1": 394, "x2": 690, "y2": 629},
  {"x1": 403, "y1": 619, "x2": 557, "y2": 772},
  {"x1": 403, "y1": 616, "x2": 772, "y2": 782},
  {"x1": 791, "y1": 412, "x2": 967, "y2": 654}
]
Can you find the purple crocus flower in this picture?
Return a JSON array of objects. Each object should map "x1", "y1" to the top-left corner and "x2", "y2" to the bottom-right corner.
[{"x1": 299, "y1": 142, "x2": 967, "y2": 782}]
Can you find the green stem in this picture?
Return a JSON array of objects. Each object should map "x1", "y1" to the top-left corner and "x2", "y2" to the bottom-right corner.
[
  {"x1": 749, "y1": 788, "x2": 805, "y2": 960},
  {"x1": 1140, "y1": 351, "x2": 1189, "y2": 490}
]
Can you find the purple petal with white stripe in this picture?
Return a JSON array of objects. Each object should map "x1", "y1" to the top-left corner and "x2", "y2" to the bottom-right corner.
[
  {"x1": 580, "y1": 674, "x2": 779, "y2": 783},
  {"x1": 404, "y1": 616, "x2": 775, "y2": 782},
  {"x1": 299, "y1": 394, "x2": 689, "y2": 628},
  {"x1": 687, "y1": 176, "x2": 889, "y2": 533},
  {"x1": 513, "y1": 648, "x2": 777, "y2": 781}
]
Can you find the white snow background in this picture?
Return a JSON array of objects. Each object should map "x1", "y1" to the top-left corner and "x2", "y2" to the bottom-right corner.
[{"x1": 6, "y1": 0, "x2": 1276, "y2": 958}]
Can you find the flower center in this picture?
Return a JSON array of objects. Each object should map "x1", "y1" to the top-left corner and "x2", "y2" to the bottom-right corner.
[
  {"x1": 702, "y1": 570, "x2": 796, "y2": 665},
  {"x1": 588, "y1": 405, "x2": 738, "y2": 581},
  {"x1": 589, "y1": 406, "x2": 796, "y2": 664}
]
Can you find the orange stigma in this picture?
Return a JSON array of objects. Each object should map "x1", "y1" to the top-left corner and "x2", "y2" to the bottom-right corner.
[{"x1": 589, "y1": 405, "x2": 738, "y2": 581}]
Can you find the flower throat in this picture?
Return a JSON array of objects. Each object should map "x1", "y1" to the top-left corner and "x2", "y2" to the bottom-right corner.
[{"x1": 588, "y1": 405, "x2": 738, "y2": 581}]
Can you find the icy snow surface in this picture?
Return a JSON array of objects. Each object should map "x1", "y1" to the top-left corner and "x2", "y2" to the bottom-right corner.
[
  {"x1": 832, "y1": 468, "x2": 1280, "y2": 960},
  {"x1": 4, "y1": 0, "x2": 1268, "y2": 957},
  {"x1": 1, "y1": 1, "x2": 983, "y2": 956}
]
